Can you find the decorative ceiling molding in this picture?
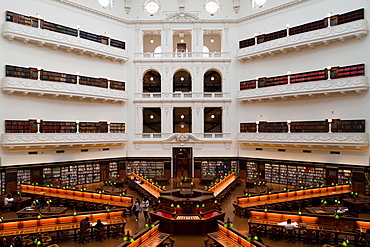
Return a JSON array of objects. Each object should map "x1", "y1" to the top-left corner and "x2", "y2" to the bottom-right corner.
[
  {"x1": 237, "y1": 76, "x2": 369, "y2": 102},
  {"x1": 46, "y1": 0, "x2": 316, "y2": 24},
  {"x1": 164, "y1": 12, "x2": 201, "y2": 23},
  {"x1": 162, "y1": 133, "x2": 203, "y2": 143},
  {"x1": 237, "y1": 133, "x2": 369, "y2": 148},
  {"x1": 1, "y1": 133, "x2": 128, "y2": 148},
  {"x1": 2, "y1": 77, "x2": 128, "y2": 103}
]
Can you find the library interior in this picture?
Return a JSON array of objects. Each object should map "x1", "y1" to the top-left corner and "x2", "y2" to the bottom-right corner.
[{"x1": 1, "y1": 0, "x2": 370, "y2": 246}]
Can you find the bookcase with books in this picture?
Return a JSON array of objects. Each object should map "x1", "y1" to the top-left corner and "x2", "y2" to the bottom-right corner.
[
  {"x1": 240, "y1": 123, "x2": 256, "y2": 133},
  {"x1": 338, "y1": 169, "x2": 352, "y2": 184},
  {"x1": 79, "y1": 122, "x2": 101, "y2": 133},
  {"x1": 77, "y1": 164, "x2": 100, "y2": 184},
  {"x1": 110, "y1": 123, "x2": 125, "y2": 133},
  {"x1": 201, "y1": 161, "x2": 238, "y2": 176},
  {"x1": 61, "y1": 165, "x2": 78, "y2": 186},
  {"x1": 290, "y1": 69, "x2": 327, "y2": 84},
  {"x1": 240, "y1": 79, "x2": 256, "y2": 90},
  {"x1": 287, "y1": 165, "x2": 297, "y2": 185},
  {"x1": 108, "y1": 162, "x2": 118, "y2": 177},
  {"x1": 79, "y1": 76, "x2": 107, "y2": 88},
  {"x1": 17, "y1": 170, "x2": 31, "y2": 184},
  {"x1": 338, "y1": 119, "x2": 365, "y2": 133},
  {"x1": 125, "y1": 161, "x2": 164, "y2": 177},
  {"x1": 239, "y1": 37, "x2": 255, "y2": 49},
  {"x1": 110, "y1": 39, "x2": 126, "y2": 49},
  {"x1": 246, "y1": 162, "x2": 257, "y2": 179},
  {"x1": 110, "y1": 80, "x2": 126, "y2": 91},
  {"x1": 41, "y1": 70, "x2": 77, "y2": 84},
  {"x1": 5, "y1": 120, "x2": 31, "y2": 133},
  {"x1": 279, "y1": 164, "x2": 288, "y2": 184},
  {"x1": 0, "y1": 172, "x2": 5, "y2": 195},
  {"x1": 41, "y1": 20, "x2": 78, "y2": 36},
  {"x1": 290, "y1": 121, "x2": 327, "y2": 133},
  {"x1": 93, "y1": 163, "x2": 101, "y2": 182},
  {"x1": 5, "y1": 11, "x2": 39, "y2": 27},
  {"x1": 264, "y1": 163, "x2": 272, "y2": 183},
  {"x1": 79, "y1": 31, "x2": 103, "y2": 43}
]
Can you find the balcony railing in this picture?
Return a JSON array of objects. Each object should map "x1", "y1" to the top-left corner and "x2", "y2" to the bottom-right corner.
[
  {"x1": 134, "y1": 92, "x2": 231, "y2": 103},
  {"x1": 1, "y1": 133, "x2": 128, "y2": 148},
  {"x1": 134, "y1": 132, "x2": 232, "y2": 144},
  {"x1": 237, "y1": 132, "x2": 369, "y2": 148},
  {"x1": 133, "y1": 52, "x2": 231, "y2": 62}
]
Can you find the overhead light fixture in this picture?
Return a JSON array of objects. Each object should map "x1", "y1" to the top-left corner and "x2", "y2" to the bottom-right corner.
[
  {"x1": 180, "y1": 38, "x2": 184, "y2": 43},
  {"x1": 150, "y1": 77, "x2": 154, "y2": 81},
  {"x1": 210, "y1": 31, "x2": 215, "y2": 43},
  {"x1": 180, "y1": 77, "x2": 185, "y2": 81},
  {"x1": 211, "y1": 114, "x2": 215, "y2": 119},
  {"x1": 211, "y1": 76, "x2": 215, "y2": 81},
  {"x1": 150, "y1": 32, "x2": 154, "y2": 44},
  {"x1": 150, "y1": 115, "x2": 154, "y2": 119},
  {"x1": 180, "y1": 115, "x2": 185, "y2": 119}
]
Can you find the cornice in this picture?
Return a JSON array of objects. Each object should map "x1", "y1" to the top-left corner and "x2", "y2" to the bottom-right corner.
[
  {"x1": 1, "y1": 133, "x2": 128, "y2": 148},
  {"x1": 2, "y1": 77, "x2": 128, "y2": 103},
  {"x1": 237, "y1": 76, "x2": 369, "y2": 102},
  {"x1": 2, "y1": 22, "x2": 128, "y2": 62},
  {"x1": 46, "y1": 0, "x2": 315, "y2": 25},
  {"x1": 237, "y1": 20, "x2": 369, "y2": 61},
  {"x1": 237, "y1": 133, "x2": 369, "y2": 148}
]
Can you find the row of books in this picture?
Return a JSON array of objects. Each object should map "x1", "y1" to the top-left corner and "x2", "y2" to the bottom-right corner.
[
  {"x1": 5, "y1": 65, "x2": 125, "y2": 91},
  {"x1": 239, "y1": 64, "x2": 365, "y2": 91},
  {"x1": 240, "y1": 119, "x2": 365, "y2": 133},
  {"x1": 5, "y1": 120, "x2": 125, "y2": 133},
  {"x1": 5, "y1": 11, "x2": 126, "y2": 50},
  {"x1": 239, "y1": 8, "x2": 364, "y2": 49}
]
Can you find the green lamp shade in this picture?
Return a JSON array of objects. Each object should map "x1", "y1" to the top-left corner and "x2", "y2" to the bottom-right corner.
[
  {"x1": 145, "y1": 224, "x2": 149, "y2": 228},
  {"x1": 123, "y1": 237, "x2": 127, "y2": 241},
  {"x1": 130, "y1": 239, "x2": 134, "y2": 243}
]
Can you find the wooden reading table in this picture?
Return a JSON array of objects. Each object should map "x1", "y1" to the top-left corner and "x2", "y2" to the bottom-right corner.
[
  {"x1": 20, "y1": 184, "x2": 133, "y2": 209},
  {"x1": 343, "y1": 198, "x2": 370, "y2": 212},
  {"x1": 16, "y1": 206, "x2": 67, "y2": 218}
]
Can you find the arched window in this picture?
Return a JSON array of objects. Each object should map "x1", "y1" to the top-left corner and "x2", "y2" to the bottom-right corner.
[
  {"x1": 143, "y1": 71, "x2": 161, "y2": 93},
  {"x1": 204, "y1": 70, "x2": 221, "y2": 92},
  {"x1": 154, "y1": 46, "x2": 161, "y2": 58},
  {"x1": 145, "y1": 0, "x2": 159, "y2": 15}
]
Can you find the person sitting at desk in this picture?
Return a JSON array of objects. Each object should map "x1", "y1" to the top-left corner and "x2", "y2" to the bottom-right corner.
[
  {"x1": 284, "y1": 219, "x2": 296, "y2": 231},
  {"x1": 3, "y1": 194, "x2": 14, "y2": 211},
  {"x1": 80, "y1": 217, "x2": 90, "y2": 232},
  {"x1": 94, "y1": 219, "x2": 105, "y2": 230},
  {"x1": 94, "y1": 219, "x2": 106, "y2": 241}
]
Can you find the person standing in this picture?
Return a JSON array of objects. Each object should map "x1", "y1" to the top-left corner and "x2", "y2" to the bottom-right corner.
[
  {"x1": 142, "y1": 197, "x2": 150, "y2": 221},
  {"x1": 132, "y1": 198, "x2": 142, "y2": 221}
]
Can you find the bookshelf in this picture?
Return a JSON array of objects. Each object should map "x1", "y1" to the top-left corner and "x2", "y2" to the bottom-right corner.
[
  {"x1": 5, "y1": 120, "x2": 31, "y2": 133},
  {"x1": 264, "y1": 122, "x2": 287, "y2": 133},
  {"x1": 240, "y1": 123, "x2": 256, "y2": 133},
  {"x1": 265, "y1": 163, "x2": 272, "y2": 183},
  {"x1": 17, "y1": 170, "x2": 31, "y2": 184},
  {"x1": 238, "y1": 8, "x2": 364, "y2": 49},
  {"x1": 287, "y1": 165, "x2": 297, "y2": 186},
  {"x1": 5, "y1": 65, "x2": 126, "y2": 91},
  {"x1": 125, "y1": 161, "x2": 164, "y2": 178},
  {"x1": 41, "y1": 121, "x2": 77, "y2": 133},
  {"x1": 240, "y1": 79, "x2": 256, "y2": 90},
  {"x1": 93, "y1": 163, "x2": 101, "y2": 183},
  {"x1": 246, "y1": 162, "x2": 257, "y2": 179},
  {"x1": 338, "y1": 169, "x2": 351, "y2": 184},
  {"x1": 110, "y1": 123, "x2": 125, "y2": 133},
  {"x1": 110, "y1": 80, "x2": 126, "y2": 91},
  {"x1": 338, "y1": 120, "x2": 365, "y2": 133},
  {"x1": 239, "y1": 64, "x2": 365, "y2": 91},
  {"x1": 61, "y1": 166, "x2": 77, "y2": 186},
  {"x1": 0, "y1": 172, "x2": 5, "y2": 195},
  {"x1": 200, "y1": 161, "x2": 237, "y2": 177},
  {"x1": 79, "y1": 122, "x2": 101, "y2": 133},
  {"x1": 5, "y1": 11, "x2": 38, "y2": 27},
  {"x1": 77, "y1": 164, "x2": 100, "y2": 184},
  {"x1": 290, "y1": 120, "x2": 328, "y2": 133},
  {"x1": 41, "y1": 20, "x2": 78, "y2": 37},
  {"x1": 6, "y1": 11, "x2": 126, "y2": 50},
  {"x1": 108, "y1": 162, "x2": 118, "y2": 177},
  {"x1": 41, "y1": 70, "x2": 77, "y2": 84},
  {"x1": 280, "y1": 165, "x2": 288, "y2": 184}
]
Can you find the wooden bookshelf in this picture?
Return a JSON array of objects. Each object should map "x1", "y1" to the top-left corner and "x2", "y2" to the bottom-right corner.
[
  {"x1": 110, "y1": 80, "x2": 125, "y2": 91},
  {"x1": 5, "y1": 11, "x2": 126, "y2": 50},
  {"x1": 41, "y1": 20, "x2": 78, "y2": 37},
  {"x1": 79, "y1": 122, "x2": 101, "y2": 133},
  {"x1": 5, "y1": 65, "x2": 37, "y2": 79},
  {"x1": 41, "y1": 70, "x2": 77, "y2": 84},
  {"x1": 238, "y1": 8, "x2": 364, "y2": 49},
  {"x1": 5, "y1": 120, "x2": 31, "y2": 133},
  {"x1": 239, "y1": 64, "x2": 364, "y2": 91},
  {"x1": 41, "y1": 121, "x2": 77, "y2": 133},
  {"x1": 240, "y1": 79, "x2": 256, "y2": 90},
  {"x1": 239, "y1": 38, "x2": 255, "y2": 49},
  {"x1": 240, "y1": 119, "x2": 365, "y2": 133},
  {"x1": 110, "y1": 123, "x2": 125, "y2": 133},
  {"x1": 5, "y1": 11, "x2": 38, "y2": 27}
]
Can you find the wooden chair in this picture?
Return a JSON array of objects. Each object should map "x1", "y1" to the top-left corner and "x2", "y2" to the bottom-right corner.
[
  {"x1": 267, "y1": 226, "x2": 280, "y2": 242},
  {"x1": 111, "y1": 225, "x2": 123, "y2": 239},
  {"x1": 320, "y1": 231, "x2": 334, "y2": 245},
  {"x1": 285, "y1": 229, "x2": 295, "y2": 243},
  {"x1": 95, "y1": 228, "x2": 105, "y2": 242},
  {"x1": 303, "y1": 229, "x2": 315, "y2": 246},
  {"x1": 78, "y1": 229, "x2": 90, "y2": 245}
]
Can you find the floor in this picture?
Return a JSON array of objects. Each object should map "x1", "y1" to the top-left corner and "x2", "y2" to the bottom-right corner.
[{"x1": 3, "y1": 180, "x2": 365, "y2": 247}]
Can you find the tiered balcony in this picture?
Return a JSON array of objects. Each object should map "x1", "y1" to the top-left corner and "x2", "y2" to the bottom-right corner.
[
  {"x1": 237, "y1": 9, "x2": 368, "y2": 61},
  {"x1": 2, "y1": 13, "x2": 128, "y2": 62}
]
